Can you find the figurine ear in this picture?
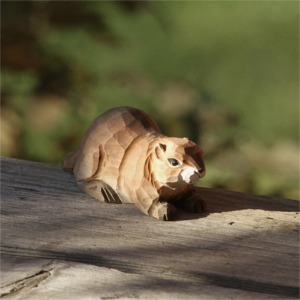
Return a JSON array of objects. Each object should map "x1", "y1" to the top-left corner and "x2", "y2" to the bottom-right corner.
[
  {"x1": 159, "y1": 143, "x2": 166, "y2": 151},
  {"x1": 155, "y1": 143, "x2": 166, "y2": 159}
]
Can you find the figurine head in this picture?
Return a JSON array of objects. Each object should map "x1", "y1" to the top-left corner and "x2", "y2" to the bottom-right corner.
[{"x1": 145, "y1": 137, "x2": 205, "y2": 192}]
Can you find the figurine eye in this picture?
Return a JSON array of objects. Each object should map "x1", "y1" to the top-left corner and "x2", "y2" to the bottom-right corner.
[{"x1": 168, "y1": 158, "x2": 181, "y2": 167}]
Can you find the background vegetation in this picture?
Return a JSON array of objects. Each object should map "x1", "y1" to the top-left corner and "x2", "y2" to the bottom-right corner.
[{"x1": 1, "y1": 1, "x2": 299, "y2": 199}]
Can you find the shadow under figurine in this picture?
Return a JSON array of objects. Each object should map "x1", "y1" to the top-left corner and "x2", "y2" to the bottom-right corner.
[{"x1": 63, "y1": 106, "x2": 206, "y2": 221}]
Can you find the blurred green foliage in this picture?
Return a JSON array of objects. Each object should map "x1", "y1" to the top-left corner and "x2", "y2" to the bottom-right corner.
[{"x1": 1, "y1": 1, "x2": 299, "y2": 199}]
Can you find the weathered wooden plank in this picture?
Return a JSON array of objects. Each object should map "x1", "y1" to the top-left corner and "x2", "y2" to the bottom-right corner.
[{"x1": 1, "y1": 157, "x2": 299, "y2": 299}]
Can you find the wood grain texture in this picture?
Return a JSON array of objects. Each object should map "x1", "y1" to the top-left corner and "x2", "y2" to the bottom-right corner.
[{"x1": 1, "y1": 157, "x2": 299, "y2": 299}]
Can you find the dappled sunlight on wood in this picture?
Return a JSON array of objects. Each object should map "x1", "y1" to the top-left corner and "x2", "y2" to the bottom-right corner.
[{"x1": 1, "y1": 158, "x2": 299, "y2": 298}]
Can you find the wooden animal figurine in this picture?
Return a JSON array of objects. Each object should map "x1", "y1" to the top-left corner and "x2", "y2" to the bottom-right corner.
[{"x1": 63, "y1": 106, "x2": 206, "y2": 221}]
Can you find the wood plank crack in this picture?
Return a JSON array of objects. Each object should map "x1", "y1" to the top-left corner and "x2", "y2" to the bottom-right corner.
[{"x1": 0, "y1": 269, "x2": 52, "y2": 298}]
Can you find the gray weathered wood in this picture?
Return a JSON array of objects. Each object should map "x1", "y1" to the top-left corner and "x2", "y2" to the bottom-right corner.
[{"x1": 1, "y1": 157, "x2": 299, "y2": 299}]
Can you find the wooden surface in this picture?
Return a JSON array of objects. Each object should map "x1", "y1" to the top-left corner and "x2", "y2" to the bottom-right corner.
[{"x1": 1, "y1": 156, "x2": 299, "y2": 299}]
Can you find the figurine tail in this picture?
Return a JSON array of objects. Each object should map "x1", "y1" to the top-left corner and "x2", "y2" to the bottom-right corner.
[{"x1": 63, "y1": 149, "x2": 78, "y2": 173}]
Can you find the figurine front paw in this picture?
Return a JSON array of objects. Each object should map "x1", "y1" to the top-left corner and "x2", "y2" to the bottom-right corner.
[
  {"x1": 157, "y1": 202, "x2": 177, "y2": 221},
  {"x1": 180, "y1": 192, "x2": 206, "y2": 213}
]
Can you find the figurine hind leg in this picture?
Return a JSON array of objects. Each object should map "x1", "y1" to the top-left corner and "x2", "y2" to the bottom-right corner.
[{"x1": 78, "y1": 179, "x2": 122, "y2": 204}]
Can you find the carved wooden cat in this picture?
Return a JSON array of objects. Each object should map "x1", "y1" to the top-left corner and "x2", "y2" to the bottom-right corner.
[{"x1": 63, "y1": 106, "x2": 206, "y2": 220}]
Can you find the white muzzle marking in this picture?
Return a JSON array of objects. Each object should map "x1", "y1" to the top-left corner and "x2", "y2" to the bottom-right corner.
[{"x1": 181, "y1": 167, "x2": 200, "y2": 184}]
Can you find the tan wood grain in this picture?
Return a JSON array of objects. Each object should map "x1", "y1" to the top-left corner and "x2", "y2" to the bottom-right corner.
[{"x1": 1, "y1": 157, "x2": 299, "y2": 299}]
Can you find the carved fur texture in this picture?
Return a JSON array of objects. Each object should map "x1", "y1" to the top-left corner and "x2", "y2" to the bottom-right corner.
[{"x1": 63, "y1": 106, "x2": 206, "y2": 221}]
